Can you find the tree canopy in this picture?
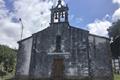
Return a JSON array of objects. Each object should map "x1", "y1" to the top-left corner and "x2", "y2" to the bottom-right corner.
[
  {"x1": 108, "y1": 20, "x2": 120, "y2": 41},
  {"x1": 0, "y1": 45, "x2": 16, "y2": 76}
]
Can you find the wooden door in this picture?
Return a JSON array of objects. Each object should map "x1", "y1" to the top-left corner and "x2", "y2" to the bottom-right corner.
[{"x1": 51, "y1": 58, "x2": 64, "y2": 80}]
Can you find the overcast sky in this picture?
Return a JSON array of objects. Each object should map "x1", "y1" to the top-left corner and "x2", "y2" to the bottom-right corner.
[{"x1": 0, "y1": 0, "x2": 120, "y2": 48}]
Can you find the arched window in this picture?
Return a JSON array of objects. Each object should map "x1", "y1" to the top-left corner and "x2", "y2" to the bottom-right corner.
[{"x1": 55, "y1": 35, "x2": 61, "y2": 52}]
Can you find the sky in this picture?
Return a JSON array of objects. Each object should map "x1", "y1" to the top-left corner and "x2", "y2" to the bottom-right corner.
[{"x1": 0, "y1": 0, "x2": 120, "y2": 49}]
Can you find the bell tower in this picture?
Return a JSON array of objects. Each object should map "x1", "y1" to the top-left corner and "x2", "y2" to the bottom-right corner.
[{"x1": 50, "y1": 0, "x2": 69, "y2": 24}]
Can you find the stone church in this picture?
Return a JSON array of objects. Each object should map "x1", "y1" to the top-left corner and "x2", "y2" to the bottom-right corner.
[{"x1": 15, "y1": 0, "x2": 113, "y2": 80}]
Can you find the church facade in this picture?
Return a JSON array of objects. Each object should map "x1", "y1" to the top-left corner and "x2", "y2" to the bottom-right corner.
[{"x1": 15, "y1": 0, "x2": 113, "y2": 80}]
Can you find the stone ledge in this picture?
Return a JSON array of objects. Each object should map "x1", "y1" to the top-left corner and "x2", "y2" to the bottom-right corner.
[{"x1": 12, "y1": 77, "x2": 90, "y2": 80}]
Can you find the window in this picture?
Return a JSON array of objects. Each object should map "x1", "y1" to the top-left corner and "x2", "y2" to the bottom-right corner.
[{"x1": 55, "y1": 35, "x2": 61, "y2": 52}]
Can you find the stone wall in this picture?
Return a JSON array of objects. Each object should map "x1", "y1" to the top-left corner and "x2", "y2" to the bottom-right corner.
[
  {"x1": 16, "y1": 37, "x2": 33, "y2": 78},
  {"x1": 89, "y1": 34, "x2": 113, "y2": 80},
  {"x1": 29, "y1": 23, "x2": 89, "y2": 79}
]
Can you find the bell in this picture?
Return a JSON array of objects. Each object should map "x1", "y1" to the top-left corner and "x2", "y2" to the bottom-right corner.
[
  {"x1": 55, "y1": 13, "x2": 58, "y2": 19},
  {"x1": 62, "y1": 12, "x2": 64, "y2": 18},
  {"x1": 55, "y1": 16, "x2": 58, "y2": 19}
]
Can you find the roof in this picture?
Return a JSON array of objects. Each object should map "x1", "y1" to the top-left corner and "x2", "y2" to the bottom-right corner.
[
  {"x1": 18, "y1": 24, "x2": 110, "y2": 44},
  {"x1": 89, "y1": 34, "x2": 110, "y2": 40},
  {"x1": 17, "y1": 36, "x2": 32, "y2": 43}
]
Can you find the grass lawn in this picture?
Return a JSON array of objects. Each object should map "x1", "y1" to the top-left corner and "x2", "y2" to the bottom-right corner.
[
  {"x1": 0, "y1": 72, "x2": 14, "y2": 80},
  {"x1": 114, "y1": 74, "x2": 120, "y2": 80}
]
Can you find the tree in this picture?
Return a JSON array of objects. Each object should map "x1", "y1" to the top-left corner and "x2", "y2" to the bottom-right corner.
[
  {"x1": 108, "y1": 20, "x2": 120, "y2": 41},
  {"x1": 0, "y1": 45, "x2": 16, "y2": 76}
]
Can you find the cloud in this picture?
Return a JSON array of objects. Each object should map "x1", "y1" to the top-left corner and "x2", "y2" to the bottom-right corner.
[
  {"x1": 112, "y1": 0, "x2": 120, "y2": 22},
  {"x1": 87, "y1": 19, "x2": 111, "y2": 37},
  {"x1": 0, "y1": 18, "x2": 21, "y2": 48},
  {"x1": 13, "y1": 0, "x2": 54, "y2": 33},
  {"x1": 0, "y1": 0, "x2": 20, "y2": 48},
  {"x1": 0, "y1": 0, "x2": 58, "y2": 48},
  {"x1": 113, "y1": 0, "x2": 120, "y2": 4},
  {"x1": 87, "y1": 0, "x2": 120, "y2": 37},
  {"x1": 112, "y1": 8, "x2": 120, "y2": 22}
]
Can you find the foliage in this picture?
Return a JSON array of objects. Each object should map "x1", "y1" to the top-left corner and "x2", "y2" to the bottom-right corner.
[
  {"x1": 108, "y1": 20, "x2": 120, "y2": 41},
  {"x1": 114, "y1": 74, "x2": 120, "y2": 80},
  {"x1": 0, "y1": 45, "x2": 16, "y2": 76}
]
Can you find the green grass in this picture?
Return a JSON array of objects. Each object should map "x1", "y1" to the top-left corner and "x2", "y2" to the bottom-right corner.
[
  {"x1": 0, "y1": 72, "x2": 14, "y2": 80},
  {"x1": 0, "y1": 74, "x2": 120, "y2": 80},
  {"x1": 114, "y1": 74, "x2": 120, "y2": 80}
]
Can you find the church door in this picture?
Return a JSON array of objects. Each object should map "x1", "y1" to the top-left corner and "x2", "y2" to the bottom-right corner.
[{"x1": 51, "y1": 58, "x2": 64, "y2": 80}]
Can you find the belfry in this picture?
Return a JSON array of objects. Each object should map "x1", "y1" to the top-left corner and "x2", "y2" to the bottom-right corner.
[{"x1": 50, "y1": 0, "x2": 68, "y2": 23}]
